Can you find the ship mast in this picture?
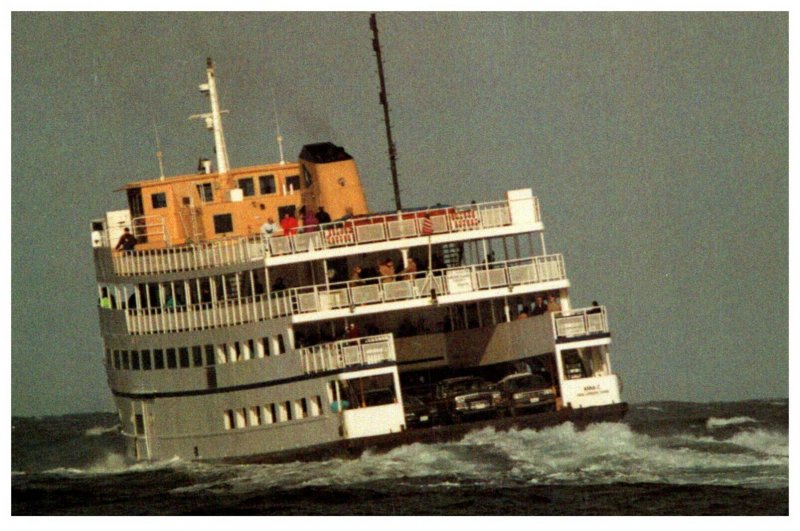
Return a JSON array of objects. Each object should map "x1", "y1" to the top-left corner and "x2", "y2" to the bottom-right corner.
[
  {"x1": 370, "y1": 13, "x2": 402, "y2": 211},
  {"x1": 190, "y1": 57, "x2": 231, "y2": 174}
]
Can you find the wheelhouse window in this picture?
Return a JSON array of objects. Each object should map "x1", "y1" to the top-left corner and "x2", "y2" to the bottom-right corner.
[
  {"x1": 237, "y1": 177, "x2": 255, "y2": 197},
  {"x1": 302, "y1": 165, "x2": 313, "y2": 187},
  {"x1": 213, "y1": 213, "x2": 233, "y2": 234},
  {"x1": 285, "y1": 175, "x2": 301, "y2": 193},
  {"x1": 196, "y1": 183, "x2": 214, "y2": 203},
  {"x1": 151, "y1": 192, "x2": 167, "y2": 209},
  {"x1": 259, "y1": 174, "x2": 276, "y2": 195}
]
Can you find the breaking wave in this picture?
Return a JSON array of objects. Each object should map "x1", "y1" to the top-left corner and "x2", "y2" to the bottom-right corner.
[
  {"x1": 706, "y1": 416, "x2": 758, "y2": 429},
  {"x1": 84, "y1": 425, "x2": 119, "y2": 437}
]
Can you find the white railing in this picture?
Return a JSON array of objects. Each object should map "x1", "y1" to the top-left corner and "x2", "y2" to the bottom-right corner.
[
  {"x1": 109, "y1": 197, "x2": 537, "y2": 276},
  {"x1": 123, "y1": 254, "x2": 566, "y2": 335},
  {"x1": 299, "y1": 334, "x2": 396, "y2": 374},
  {"x1": 552, "y1": 306, "x2": 609, "y2": 339}
]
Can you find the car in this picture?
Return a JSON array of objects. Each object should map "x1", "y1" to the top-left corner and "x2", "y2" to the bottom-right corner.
[
  {"x1": 496, "y1": 373, "x2": 557, "y2": 415},
  {"x1": 435, "y1": 376, "x2": 502, "y2": 423},
  {"x1": 402, "y1": 395, "x2": 438, "y2": 428}
]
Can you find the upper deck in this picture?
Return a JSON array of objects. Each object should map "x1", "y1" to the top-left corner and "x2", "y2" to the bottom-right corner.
[{"x1": 94, "y1": 190, "x2": 543, "y2": 280}]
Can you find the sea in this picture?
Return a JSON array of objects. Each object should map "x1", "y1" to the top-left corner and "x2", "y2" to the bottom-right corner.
[{"x1": 11, "y1": 400, "x2": 789, "y2": 516}]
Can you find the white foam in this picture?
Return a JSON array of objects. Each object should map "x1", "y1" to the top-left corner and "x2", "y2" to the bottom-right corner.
[
  {"x1": 84, "y1": 425, "x2": 119, "y2": 437},
  {"x1": 706, "y1": 416, "x2": 758, "y2": 429}
]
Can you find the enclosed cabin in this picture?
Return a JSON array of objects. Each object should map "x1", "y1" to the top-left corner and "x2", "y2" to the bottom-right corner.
[{"x1": 111, "y1": 142, "x2": 369, "y2": 251}]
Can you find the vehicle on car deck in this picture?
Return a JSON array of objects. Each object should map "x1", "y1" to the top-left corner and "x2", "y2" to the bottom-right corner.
[
  {"x1": 435, "y1": 376, "x2": 502, "y2": 423},
  {"x1": 497, "y1": 373, "x2": 557, "y2": 415},
  {"x1": 402, "y1": 395, "x2": 438, "y2": 428}
]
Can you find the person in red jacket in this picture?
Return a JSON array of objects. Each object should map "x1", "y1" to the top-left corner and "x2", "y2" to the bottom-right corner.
[{"x1": 280, "y1": 212, "x2": 298, "y2": 236}]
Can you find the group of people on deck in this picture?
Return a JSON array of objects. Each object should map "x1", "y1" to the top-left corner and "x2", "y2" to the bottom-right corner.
[
  {"x1": 349, "y1": 256, "x2": 420, "y2": 285},
  {"x1": 516, "y1": 292, "x2": 562, "y2": 319},
  {"x1": 260, "y1": 205, "x2": 332, "y2": 241}
]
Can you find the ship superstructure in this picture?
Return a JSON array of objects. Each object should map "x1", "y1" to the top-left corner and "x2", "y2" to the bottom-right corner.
[{"x1": 91, "y1": 58, "x2": 624, "y2": 462}]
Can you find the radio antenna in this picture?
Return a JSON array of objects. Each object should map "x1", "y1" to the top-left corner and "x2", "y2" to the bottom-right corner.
[
  {"x1": 370, "y1": 13, "x2": 402, "y2": 211},
  {"x1": 152, "y1": 116, "x2": 166, "y2": 180},
  {"x1": 271, "y1": 86, "x2": 286, "y2": 165}
]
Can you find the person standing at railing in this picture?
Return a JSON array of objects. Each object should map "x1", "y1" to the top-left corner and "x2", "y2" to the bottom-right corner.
[
  {"x1": 280, "y1": 212, "x2": 298, "y2": 236},
  {"x1": 299, "y1": 206, "x2": 318, "y2": 233},
  {"x1": 346, "y1": 322, "x2": 360, "y2": 339},
  {"x1": 260, "y1": 217, "x2": 276, "y2": 241},
  {"x1": 114, "y1": 227, "x2": 137, "y2": 254},
  {"x1": 350, "y1": 265, "x2": 364, "y2": 285},
  {"x1": 400, "y1": 257, "x2": 418, "y2": 280},
  {"x1": 531, "y1": 294, "x2": 548, "y2": 316},
  {"x1": 316, "y1": 206, "x2": 331, "y2": 224},
  {"x1": 547, "y1": 292, "x2": 562, "y2": 312},
  {"x1": 378, "y1": 258, "x2": 395, "y2": 282}
]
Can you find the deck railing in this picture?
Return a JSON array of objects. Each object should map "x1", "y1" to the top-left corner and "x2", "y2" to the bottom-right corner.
[
  {"x1": 552, "y1": 306, "x2": 609, "y2": 339},
  {"x1": 123, "y1": 254, "x2": 566, "y2": 335},
  {"x1": 299, "y1": 334, "x2": 396, "y2": 374},
  {"x1": 110, "y1": 197, "x2": 538, "y2": 276}
]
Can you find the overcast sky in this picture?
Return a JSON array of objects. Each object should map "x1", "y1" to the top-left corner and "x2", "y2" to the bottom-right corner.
[{"x1": 11, "y1": 12, "x2": 787, "y2": 416}]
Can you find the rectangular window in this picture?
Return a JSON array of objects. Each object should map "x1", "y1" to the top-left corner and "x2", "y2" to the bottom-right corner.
[
  {"x1": 217, "y1": 344, "x2": 227, "y2": 365},
  {"x1": 151, "y1": 192, "x2": 167, "y2": 209},
  {"x1": 232, "y1": 342, "x2": 242, "y2": 362},
  {"x1": 192, "y1": 346, "x2": 203, "y2": 367},
  {"x1": 134, "y1": 414, "x2": 145, "y2": 435},
  {"x1": 285, "y1": 175, "x2": 301, "y2": 193},
  {"x1": 248, "y1": 406, "x2": 261, "y2": 426},
  {"x1": 179, "y1": 347, "x2": 190, "y2": 368},
  {"x1": 166, "y1": 348, "x2": 177, "y2": 369},
  {"x1": 154, "y1": 349, "x2": 164, "y2": 369},
  {"x1": 276, "y1": 334, "x2": 286, "y2": 355},
  {"x1": 285, "y1": 401, "x2": 293, "y2": 421},
  {"x1": 130, "y1": 350, "x2": 140, "y2": 370},
  {"x1": 261, "y1": 337, "x2": 271, "y2": 357},
  {"x1": 121, "y1": 351, "x2": 130, "y2": 370},
  {"x1": 213, "y1": 213, "x2": 233, "y2": 234},
  {"x1": 141, "y1": 349, "x2": 152, "y2": 370},
  {"x1": 197, "y1": 183, "x2": 213, "y2": 202},
  {"x1": 224, "y1": 410, "x2": 235, "y2": 430},
  {"x1": 313, "y1": 395, "x2": 323, "y2": 416},
  {"x1": 299, "y1": 398, "x2": 308, "y2": 419},
  {"x1": 204, "y1": 344, "x2": 216, "y2": 366},
  {"x1": 245, "y1": 339, "x2": 255, "y2": 360},
  {"x1": 236, "y1": 409, "x2": 247, "y2": 428},
  {"x1": 113, "y1": 350, "x2": 121, "y2": 370},
  {"x1": 270, "y1": 403, "x2": 279, "y2": 424},
  {"x1": 262, "y1": 404, "x2": 275, "y2": 424},
  {"x1": 259, "y1": 174, "x2": 276, "y2": 195},
  {"x1": 237, "y1": 177, "x2": 255, "y2": 197}
]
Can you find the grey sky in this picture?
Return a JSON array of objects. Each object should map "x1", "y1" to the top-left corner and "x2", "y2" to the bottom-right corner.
[{"x1": 11, "y1": 12, "x2": 787, "y2": 416}]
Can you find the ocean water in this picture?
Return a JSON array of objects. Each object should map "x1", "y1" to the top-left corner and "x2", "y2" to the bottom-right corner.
[{"x1": 11, "y1": 400, "x2": 788, "y2": 515}]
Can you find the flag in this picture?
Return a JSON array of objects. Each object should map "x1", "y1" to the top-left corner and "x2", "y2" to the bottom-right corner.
[{"x1": 421, "y1": 216, "x2": 433, "y2": 236}]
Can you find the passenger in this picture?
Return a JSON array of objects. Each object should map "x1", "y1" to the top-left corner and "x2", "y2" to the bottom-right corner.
[
  {"x1": 260, "y1": 217, "x2": 277, "y2": 241},
  {"x1": 400, "y1": 257, "x2": 418, "y2": 280},
  {"x1": 114, "y1": 227, "x2": 137, "y2": 254},
  {"x1": 271, "y1": 277, "x2": 287, "y2": 292},
  {"x1": 588, "y1": 300, "x2": 602, "y2": 314},
  {"x1": 346, "y1": 322, "x2": 360, "y2": 339},
  {"x1": 316, "y1": 206, "x2": 332, "y2": 225},
  {"x1": 350, "y1": 265, "x2": 364, "y2": 284},
  {"x1": 516, "y1": 306, "x2": 529, "y2": 320},
  {"x1": 378, "y1": 258, "x2": 395, "y2": 282},
  {"x1": 280, "y1": 212, "x2": 299, "y2": 236},
  {"x1": 299, "y1": 206, "x2": 318, "y2": 233},
  {"x1": 531, "y1": 294, "x2": 548, "y2": 316},
  {"x1": 99, "y1": 288, "x2": 113, "y2": 309},
  {"x1": 165, "y1": 293, "x2": 176, "y2": 309},
  {"x1": 547, "y1": 292, "x2": 562, "y2": 312}
]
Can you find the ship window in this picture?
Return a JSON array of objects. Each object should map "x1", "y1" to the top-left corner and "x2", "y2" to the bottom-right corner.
[
  {"x1": 236, "y1": 409, "x2": 247, "y2": 428},
  {"x1": 237, "y1": 177, "x2": 255, "y2": 197},
  {"x1": 302, "y1": 165, "x2": 313, "y2": 187},
  {"x1": 262, "y1": 404, "x2": 274, "y2": 424},
  {"x1": 224, "y1": 410, "x2": 234, "y2": 430},
  {"x1": 261, "y1": 337, "x2": 271, "y2": 357},
  {"x1": 131, "y1": 350, "x2": 140, "y2": 370},
  {"x1": 154, "y1": 349, "x2": 164, "y2": 369},
  {"x1": 248, "y1": 406, "x2": 261, "y2": 426},
  {"x1": 141, "y1": 350, "x2": 152, "y2": 370},
  {"x1": 179, "y1": 347, "x2": 190, "y2": 368},
  {"x1": 232, "y1": 342, "x2": 242, "y2": 362},
  {"x1": 245, "y1": 339, "x2": 255, "y2": 360},
  {"x1": 285, "y1": 175, "x2": 301, "y2": 193},
  {"x1": 166, "y1": 348, "x2": 177, "y2": 369},
  {"x1": 121, "y1": 351, "x2": 130, "y2": 370},
  {"x1": 204, "y1": 344, "x2": 216, "y2": 366},
  {"x1": 311, "y1": 396, "x2": 322, "y2": 417},
  {"x1": 134, "y1": 414, "x2": 145, "y2": 435},
  {"x1": 276, "y1": 334, "x2": 286, "y2": 355},
  {"x1": 217, "y1": 344, "x2": 227, "y2": 364},
  {"x1": 270, "y1": 403, "x2": 279, "y2": 424},
  {"x1": 197, "y1": 183, "x2": 213, "y2": 203},
  {"x1": 341, "y1": 374, "x2": 396, "y2": 409},
  {"x1": 151, "y1": 192, "x2": 167, "y2": 209},
  {"x1": 298, "y1": 398, "x2": 309, "y2": 419},
  {"x1": 113, "y1": 351, "x2": 121, "y2": 370},
  {"x1": 259, "y1": 174, "x2": 276, "y2": 195},
  {"x1": 192, "y1": 346, "x2": 203, "y2": 367},
  {"x1": 213, "y1": 213, "x2": 233, "y2": 234},
  {"x1": 284, "y1": 401, "x2": 293, "y2": 421}
]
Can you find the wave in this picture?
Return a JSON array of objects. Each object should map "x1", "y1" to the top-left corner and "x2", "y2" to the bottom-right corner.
[
  {"x1": 169, "y1": 421, "x2": 788, "y2": 495},
  {"x1": 42, "y1": 454, "x2": 183, "y2": 476},
  {"x1": 84, "y1": 425, "x2": 120, "y2": 437},
  {"x1": 706, "y1": 416, "x2": 758, "y2": 429}
]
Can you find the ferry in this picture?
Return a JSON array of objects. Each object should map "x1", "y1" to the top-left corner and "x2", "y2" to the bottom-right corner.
[{"x1": 91, "y1": 51, "x2": 626, "y2": 464}]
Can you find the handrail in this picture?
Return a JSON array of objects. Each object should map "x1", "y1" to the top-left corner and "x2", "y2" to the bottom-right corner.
[
  {"x1": 109, "y1": 196, "x2": 538, "y2": 276},
  {"x1": 122, "y1": 254, "x2": 566, "y2": 335},
  {"x1": 552, "y1": 306, "x2": 609, "y2": 339},
  {"x1": 298, "y1": 334, "x2": 396, "y2": 374}
]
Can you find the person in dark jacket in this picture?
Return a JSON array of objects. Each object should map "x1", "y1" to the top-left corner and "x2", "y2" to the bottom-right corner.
[{"x1": 531, "y1": 294, "x2": 548, "y2": 316}]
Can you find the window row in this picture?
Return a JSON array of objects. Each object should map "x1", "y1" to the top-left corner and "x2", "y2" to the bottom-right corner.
[
  {"x1": 223, "y1": 395, "x2": 324, "y2": 430},
  {"x1": 107, "y1": 333, "x2": 288, "y2": 371},
  {"x1": 236, "y1": 174, "x2": 302, "y2": 198}
]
